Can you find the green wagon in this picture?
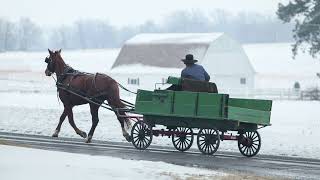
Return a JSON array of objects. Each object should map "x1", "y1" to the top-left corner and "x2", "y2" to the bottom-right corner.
[{"x1": 130, "y1": 77, "x2": 272, "y2": 157}]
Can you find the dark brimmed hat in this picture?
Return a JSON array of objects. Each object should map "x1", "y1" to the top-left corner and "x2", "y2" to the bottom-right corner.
[{"x1": 181, "y1": 54, "x2": 198, "y2": 64}]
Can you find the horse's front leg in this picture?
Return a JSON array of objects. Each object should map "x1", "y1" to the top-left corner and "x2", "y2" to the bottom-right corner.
[
  {"x1": 66, "y1": 106, "x2": 87, "y2": 138},
  {"x1": 86, "y1": 104, "x2": 100, "y2": 143},
  {"x1": 52, "y1": 108, "x2": 67, "y2": 137}
]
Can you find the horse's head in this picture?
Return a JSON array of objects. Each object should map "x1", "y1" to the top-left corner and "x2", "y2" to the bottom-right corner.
[{"x1": 45, "y1": 49, "x2": 62, "y2": 76}]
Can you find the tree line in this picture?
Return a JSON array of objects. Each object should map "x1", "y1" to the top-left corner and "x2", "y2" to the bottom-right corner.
[{"x1": 0, "y1": 10, "x2": 294, "y2": 52}]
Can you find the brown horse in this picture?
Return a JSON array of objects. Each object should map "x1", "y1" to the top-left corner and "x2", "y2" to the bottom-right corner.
[{"x1": 44, "y1": 49, "x2": 132, "y2": 143}]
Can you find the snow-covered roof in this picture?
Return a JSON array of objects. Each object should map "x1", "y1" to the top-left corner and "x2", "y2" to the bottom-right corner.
[
  {"x1": 243, "y1": 43, "x2": 320, "y2": 76},
  {"x1": 126, "y1": 33, "x2": 223, "y2": 44},
  {"x1": 112, "y1": 33, "x2": 224, "y2": 69},
  {"x1": 110, "y1": 64, "x2": 180, "y2": 75}
]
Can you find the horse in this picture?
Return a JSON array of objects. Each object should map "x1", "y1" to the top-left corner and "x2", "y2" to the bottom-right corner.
[{"x1": 44, "y1": 49, "x2": 132, "y2": 143}]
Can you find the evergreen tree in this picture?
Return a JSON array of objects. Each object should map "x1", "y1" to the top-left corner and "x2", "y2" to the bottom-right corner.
[{"x1": 277, "y1": 0, "x2": 320, "y2": 57}]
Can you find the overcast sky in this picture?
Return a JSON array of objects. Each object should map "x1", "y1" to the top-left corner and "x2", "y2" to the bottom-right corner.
[{"x1": 0, "y1": 0, "x2": 289, "y2": 27}]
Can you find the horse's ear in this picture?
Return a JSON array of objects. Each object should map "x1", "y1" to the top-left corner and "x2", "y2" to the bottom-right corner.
[
  {"x1": 58, "y1": 49, "x2": 61, "y2": 54},
  {"x1": 48, "y1": 49, "x2": 53, "y2": 55}
]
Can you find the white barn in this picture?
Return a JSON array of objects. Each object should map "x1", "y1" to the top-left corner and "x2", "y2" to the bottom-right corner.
[
  {"x1": 109, "y1": 33, "x2": 320, "y2": 98},
  {"x1": 243, "y1": 43, "x2": 320, "y2": 90},
  {"x1": 111, "y1": 33, "x2": 254, "y2": 92}
]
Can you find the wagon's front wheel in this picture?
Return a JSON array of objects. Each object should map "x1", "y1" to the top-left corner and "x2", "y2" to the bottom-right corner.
[
  {"x1": 131, "y1": 121, "x2": 153, "y2": 150},
  {"x1": 197, "y1": 128, "x2": 220, "y2": 155},
  {"x1": 172, "y1": 127, "x2": 194, "y2": 152},
  {"x1": 238, "y1": 131, "x2": 261, "y2": 157}
]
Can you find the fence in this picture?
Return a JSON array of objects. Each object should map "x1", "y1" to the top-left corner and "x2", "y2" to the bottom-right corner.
[{"x1": 220, "y1": 88, "x2": 320, "y2": 101}]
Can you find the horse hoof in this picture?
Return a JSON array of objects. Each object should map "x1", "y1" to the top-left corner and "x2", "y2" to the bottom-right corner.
[
  {"x1": 78, "y1": 131, "x2": 87, "y2": 139},
  {"x1": 52, "y1": 130, "x2": 59, "y2": 137},
  {"x1": 85, "y1": 136, "x2": 92, "y2": 143},
  {"x1": 125, "y1": 135, "x2": 132, "y2": 142}
]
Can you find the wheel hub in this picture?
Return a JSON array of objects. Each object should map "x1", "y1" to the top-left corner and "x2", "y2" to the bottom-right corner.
[
  {"x1": 241, "y1": 137, "x2": 252, "y2": 147},
  {"x1": 179, "y1": 136, "x2": 186, "y2": 142},
  {"x1": 138, "y1": 130, "x2": 145, "y2": 140},
  {"x1": 204, "y1": 135, "x2": 216, "y2": 145}
]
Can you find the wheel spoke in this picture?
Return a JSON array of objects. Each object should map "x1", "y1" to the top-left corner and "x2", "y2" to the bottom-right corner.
[
  {"x1": 133, "y1": 137, "x2": 139, "y2": 143},
  {"x1": 142, "y1": 138, "x2": 148, "y2": 147},
  {"x1": 204, "y1": 145, "x2": 208, "y2": 153},
  {"x1": 137, "y1": 140, "x2": 141, "y2": 148},
  {"x1": 208, "y1": 145, "x2": 212, "y2": 153},
  {"x1": 252, "y1": 134, "x2": 257, "y2": 140},
  {"x1": 182, "y1": 141, "x2": 186, "y2": 149},
  {"x1": 177, "y1": 140, "x2": 182, "y2": 148},
  {"x1": 137, "y1": 124, "x2": 142, "y2": 131}
]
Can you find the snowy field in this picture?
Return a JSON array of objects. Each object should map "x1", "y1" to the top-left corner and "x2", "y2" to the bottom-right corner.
[
  {"x1": 0, "y1": 145, "x2": 225, "y2": 180},
  {"x1": 0, "y1": 49, "x2": 320, "y2": 160}
]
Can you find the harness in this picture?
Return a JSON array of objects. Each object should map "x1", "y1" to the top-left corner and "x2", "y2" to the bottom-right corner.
[
  {"x1": 56, "y1": 66, "x2": 135, "y2": 111},
  {"x1": 45, "y1": 56, "x2": 135, "y2": 112}
]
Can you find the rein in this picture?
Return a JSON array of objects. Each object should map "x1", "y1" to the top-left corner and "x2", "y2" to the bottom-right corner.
[{"x1": 51, "y1": 76, "x2": 61, "y2": 105}]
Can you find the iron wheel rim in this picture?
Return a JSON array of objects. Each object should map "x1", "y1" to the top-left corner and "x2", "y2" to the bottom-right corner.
[
  {"x1": 131, "y1": 121, "x2": 153, "y2": 150},
  {"x1": 238, "y1": 131, "x2": 261, "y2": 157},
  {"x1": 197, "y1": 128, "x2": 220, "y2": 155},
  {"x1": 172, "y1": 127, "x2": 194, "y2": 152}
]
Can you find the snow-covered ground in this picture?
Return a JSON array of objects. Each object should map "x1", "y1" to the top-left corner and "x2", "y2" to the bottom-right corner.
[
  {"x1": 0, "y1": 145, "x2": 224, "y2": 180},
  {"x1": 0, "y1": 48, "x2": 320, "y2": 160}
]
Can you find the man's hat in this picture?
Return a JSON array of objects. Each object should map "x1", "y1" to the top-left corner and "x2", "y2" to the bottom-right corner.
[{"x1": 181, "y1": 54, "x2": 198, "y2": 64}]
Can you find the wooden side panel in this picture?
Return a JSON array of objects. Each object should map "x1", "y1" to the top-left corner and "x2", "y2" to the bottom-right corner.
[
  {"x1": 197, "y1": 93, "x2": 227, "y2": 119},
  {"x1": 228, "y1": 98, "x2": 272, "y2": 125},
  {"x1": 135, "y1": 90, "x2": 174, "y2": 115},
  {"x1": 173, "y1": 91, "x2": 197, "y2": 116},
  {"x1": 229, "y1": 98, "x2": 272, "y2": 111}
]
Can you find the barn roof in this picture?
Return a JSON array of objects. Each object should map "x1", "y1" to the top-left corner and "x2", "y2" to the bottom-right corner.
[
  {"x1": 112, "y1": 33, "x2": 224, "y2": 69},
  {"x1": 126, "y1": 33, "x2": 223, "y2": 44}
]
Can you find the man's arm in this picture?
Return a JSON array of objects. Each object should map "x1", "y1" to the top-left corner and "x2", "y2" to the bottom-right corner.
[
  {"x1": 203, "y1": 68, "x2": 210, "y2": 82},
  {"x1": 181, "y1": 69, "x2": 187, "y2": 78}
]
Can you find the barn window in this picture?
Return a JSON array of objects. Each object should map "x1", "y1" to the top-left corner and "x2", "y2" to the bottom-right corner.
[
  {"x1": 294, "y1": 82, "x2": 300, "y2": 89},
  {"x1": 128, "y1": 78, "x2": 140, "y2": 85},
  {"x1": 240, "y1": 78, "x2": 246, "y2": 85}
]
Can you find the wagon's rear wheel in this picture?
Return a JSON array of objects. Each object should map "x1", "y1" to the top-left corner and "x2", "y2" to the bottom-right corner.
[
  {"x1": 238, "y1": 131, "x2": 261, "y2": 157},
  {"x1": 172, "y1": 127, "x2": 194, "y2": 152},
  {"x1": 131, "y1": 121, "x2": 153, "y2": 150},
  {"x1": 197, "y1": 128, "x2": 220, "y2": 155}
]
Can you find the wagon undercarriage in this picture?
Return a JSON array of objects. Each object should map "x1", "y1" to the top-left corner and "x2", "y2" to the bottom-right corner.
[{"x1": 130, "y1": 120, "x2": 262, "y2": 157}]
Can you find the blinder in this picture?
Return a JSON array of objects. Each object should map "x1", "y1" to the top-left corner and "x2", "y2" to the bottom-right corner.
[
  {"x1": 45, "y1": 56, "x2": 55, "y2": 73},
  {"x1": 45, "y1": 56, "x2": 51, "y2": 63}
]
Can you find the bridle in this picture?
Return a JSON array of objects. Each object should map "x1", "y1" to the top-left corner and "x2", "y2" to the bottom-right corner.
[{"x1": 45, "y1": 56, "x2": 55, "y2": 73}]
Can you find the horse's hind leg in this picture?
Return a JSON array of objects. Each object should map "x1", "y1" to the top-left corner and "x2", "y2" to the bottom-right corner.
[
  {"x1": 107, "y1": 84, "x2": 132, "y2": 142},
  {"x1": 86, "y1": 103, "x2": 100, "y2": 143},
  {"x1": 115, "y1": 110, "x2": 132, "y2": 142},
  {"x1": 52, "y1": 108, "x2": 68, "y2": 137},
  {"x1": 66, "y1": 106, "x2": 87, "y2": 138}
]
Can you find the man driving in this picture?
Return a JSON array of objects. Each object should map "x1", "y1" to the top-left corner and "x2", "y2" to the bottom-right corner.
[{"x1": 181, "y1": 54, "x2": 210, "y2": 82}]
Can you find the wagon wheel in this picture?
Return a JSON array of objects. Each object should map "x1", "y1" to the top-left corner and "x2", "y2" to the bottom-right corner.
[
  {"x1": 238, "y1": 131, "x2": 261, "y2": 157},
  {"x1": 197, "y1": 128, "x2": 220, "y2": 155},
  {"x1": 172, "y1": 127, "x2": 194, "y2": 152},
  {"x1": 131, "y1": 121, "x2": 153, "y2": 150}
]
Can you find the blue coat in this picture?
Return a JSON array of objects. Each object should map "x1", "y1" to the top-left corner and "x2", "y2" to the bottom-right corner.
[{"x1": 181, "y1": 64, "x2": 210, "y2": 81}]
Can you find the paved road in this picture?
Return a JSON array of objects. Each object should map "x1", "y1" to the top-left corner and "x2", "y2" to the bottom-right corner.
[{"x1": 1, "y1": 132, "x2": 320, "y2": 179}]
